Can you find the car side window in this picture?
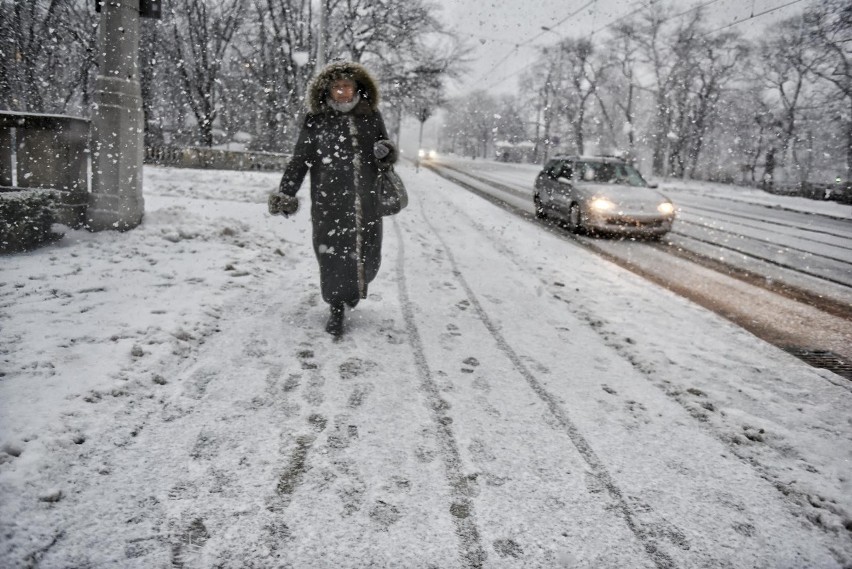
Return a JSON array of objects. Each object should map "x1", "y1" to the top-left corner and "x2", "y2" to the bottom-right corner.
[
  {"x1": 545, "y1": 160, "x2": 562, "y2": 178},
  {"x1": 560, "y1": 162, "x2": 574, "y2": 180},
  {"x1": 550, "y1": 161, "x2": 569, "y2": 179}
]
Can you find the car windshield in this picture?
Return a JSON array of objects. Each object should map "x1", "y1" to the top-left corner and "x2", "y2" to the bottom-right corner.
[{"x1": 577, "y1": 161, "x2": 648, "y2": 187}]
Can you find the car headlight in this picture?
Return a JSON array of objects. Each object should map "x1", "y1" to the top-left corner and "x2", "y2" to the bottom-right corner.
[
  {"x1": 590, "y1": 197, "x2": 615, "y2": 212},
  {"x1": 657, "y1": 202, "x2": 674, "y2": 215},
  {"x1": 428, "y1": 150, "x2": 437, "y2": 159}
]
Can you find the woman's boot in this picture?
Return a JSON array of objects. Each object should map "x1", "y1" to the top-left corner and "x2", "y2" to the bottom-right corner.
[{"x1": 325, "y1": 303, "x2": 345, "y2": 336}]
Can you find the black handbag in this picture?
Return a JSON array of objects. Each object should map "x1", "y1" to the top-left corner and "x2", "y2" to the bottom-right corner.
[{"x1": 375, "y1": 166, "x2": 408, "y2": 216}]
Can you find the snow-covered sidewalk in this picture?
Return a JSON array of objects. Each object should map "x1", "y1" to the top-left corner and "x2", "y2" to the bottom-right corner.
[{"x1": 1, "y1": 164, "x2": 851, "y2": 568}]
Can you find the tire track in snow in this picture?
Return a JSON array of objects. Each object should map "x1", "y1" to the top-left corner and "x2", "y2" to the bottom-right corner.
[
  {"x1": 437, "y1": 192, "x2": 852, "y2": 566},
  {"x1": 406, "y1": 194, "x2": 678, "y2": 569},
  {"x1": 392, "y1": 220, "x2": 486, "y2": 569}
]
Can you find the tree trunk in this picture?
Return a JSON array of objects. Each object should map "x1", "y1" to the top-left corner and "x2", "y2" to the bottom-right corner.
[
  {"x1": 763, "y1": 147, "x2": 776, "y2": 190},
  {"x1": 626, "y1": 82, "x2": 635, "y2": 154},
  {"x1": 200, "y1": 118, "x2": 214, "y2": 148},
  {"x1": 574, "y1": 106, "x2": 585, "y2": 155},
  {"x1": 651, "y1": 95, "x2": 669, "y2": 176}
]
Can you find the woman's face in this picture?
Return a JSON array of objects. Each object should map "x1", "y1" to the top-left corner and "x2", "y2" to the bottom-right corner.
[{"x1": 329, "y1": 79, "x2": 357, "y2": 103}]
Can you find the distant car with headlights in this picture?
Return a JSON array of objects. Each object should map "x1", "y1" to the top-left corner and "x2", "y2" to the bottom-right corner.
[
  {"x1": 418, "y1": 149, "x2": 438, "y2": 161},
  {"x1": 533, "y1": 155, "x2": 675, "y2": 238}
]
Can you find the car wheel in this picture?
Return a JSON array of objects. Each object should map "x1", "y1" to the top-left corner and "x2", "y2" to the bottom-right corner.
[
  {"x1": 567, "y1": 203, "x2": 583, "y2": 233},
  {"x1": 533, "y1": 193, "x2": 546, "y2": 219}
]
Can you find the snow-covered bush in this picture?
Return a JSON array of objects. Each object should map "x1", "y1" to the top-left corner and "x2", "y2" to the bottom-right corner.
[{"x1": 0, "y1": 189, "x2": 63, "y2": 253}]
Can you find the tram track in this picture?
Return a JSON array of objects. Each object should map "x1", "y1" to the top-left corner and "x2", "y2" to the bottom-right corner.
[
  {"x1": 677, "y1": 192, "x2": 852, "y2": 224},
  {"x1": 423, "y1": 161, "x2": 852, "y2": 380},
  {"x1": 674, "y1": 201, "x2": 852, "y2": 234},
  {"x1": 667, "y1": 222, "x2": 852, "y2": 290},
  {"x1": 654, "y1": 233, "x2": 852, "y2": 320},
  {"x1": 674, "y1": 214, "x2": 852, "y2": 257}
]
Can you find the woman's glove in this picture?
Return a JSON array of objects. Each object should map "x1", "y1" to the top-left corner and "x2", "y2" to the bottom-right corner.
[
  {"x1": 373, "y1": 140, "x2": 392, "y2": 160},
  {"x1": 268, "y1": 192, "x2": 299, "y2": 217}
]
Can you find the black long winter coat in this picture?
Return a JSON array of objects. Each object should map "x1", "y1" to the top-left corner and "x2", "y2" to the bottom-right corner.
[{"x1": 278, "y1": 62, "x2": 397, "y2": 305}]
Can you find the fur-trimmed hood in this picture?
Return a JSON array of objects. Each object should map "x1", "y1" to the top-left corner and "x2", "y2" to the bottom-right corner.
[{"x1": 307, "y1": 61, "x2": 381, "y2": 114}]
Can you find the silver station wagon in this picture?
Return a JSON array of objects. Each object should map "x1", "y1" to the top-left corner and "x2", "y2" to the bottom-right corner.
[{"x1": 533, "y1": 155, "x2": 675, "y2": 238}]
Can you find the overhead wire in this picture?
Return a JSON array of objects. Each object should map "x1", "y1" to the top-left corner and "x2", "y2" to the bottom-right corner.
[
  {"x1": 667, "y1": 0, "x2": 725, "y2": 22},
  {"x1": 480, "y1": 0, "x2": 810, "y2": 91},
  {"x1": 473, "y1": 0, "x2": 598, "y2": 84},
  {"x1": 702, "y1": 0, "x2": 807, "y2": 34},
  {"x1": 454, "y1": 30, "x2": 533, "y2": 48},
  {"x1": 587, "y1": 0, "x2": 653, "y2": 36}
]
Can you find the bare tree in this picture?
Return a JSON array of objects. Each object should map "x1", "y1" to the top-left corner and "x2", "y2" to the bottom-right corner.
[
  {"x1": 522, "y1": 45, "x2": 565, "y2": 161},
  {"x1": 635, "y1": 7, "x2": 705, "y2": 176},
  {"x1": 443, "y1": 90, "x2": 500, "y2": 158},
  {"x1": 167, "y1": 0, "x2": 245, "y2": 147},
  {"x1": 327, "y1": 0, "x2": 441, "y2": 64},
  {"x1": 0, "y1": 0, "x2": 73, "y2": 112},
  {"x1": 324, "y1": 0, "x2": 468, "y2": 141},
  {"x1": 683, "y1": 31, "x2": 748, "y2": 178},
  {"x1": 55, "y1": 1, "x2": 101, "y2": 114},
  {"x1": 550, "y1": 37, "x2": 611, "y2": 155},
  {"x1": 806, "y1": 0, "x2": 852, "y2": 181},
  {"x1": 373, "y1": 34, "x2": 468, "y2": 143},
  {"x1": 754, "y1": 14, "x2": 824, "y2": 182},
  {"x1": 493, "y1": 95, "x2": 528, "y2": 144},
  {"x1": 603, "y1": 23, "x2": 643, "y2": 159},
  {"x1": 230, "y1": 0, "x2": 315, "y2": 151},
  {"x1": 723, "y1": 84, "x2": 778, "y2": 184}
]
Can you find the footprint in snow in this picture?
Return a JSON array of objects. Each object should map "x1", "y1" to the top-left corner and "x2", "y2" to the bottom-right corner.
[
  {"x1": 468, "y1": 439, "x2": 496, "y2": 463},
  {"x1": 339, "y1": 357, "x2": 377, "y2": 380},
  {"x1": 493, "y1": 538, "x2": 524, "y2": 559},
  {"x1": 370, "y1": 500, "x2": 402, "y2": 531},
  {"x1": 348, "y1": 383, "x2": 374, "y2": 409},
  {"x1": 307, "y1": 413, "x2": 327, "y2": 432}
]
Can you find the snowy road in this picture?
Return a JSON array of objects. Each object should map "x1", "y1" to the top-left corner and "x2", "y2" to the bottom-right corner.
[
  {"x1": 430, "y1": 156, "x2": 852, "y2": 302},
  {"x1": 425, "y1": 158, "x2": 852, "y2": 371},
  {"x1": 1, "y1": 165, "x2": 851, "y2": 567}
]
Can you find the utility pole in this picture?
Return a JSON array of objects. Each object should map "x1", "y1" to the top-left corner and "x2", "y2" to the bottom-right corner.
[{"x1": 87, "y1": 0, "x2": 145, "y2": 231}]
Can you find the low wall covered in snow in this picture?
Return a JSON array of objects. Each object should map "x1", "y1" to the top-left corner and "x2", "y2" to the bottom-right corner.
[{"x1": 145, "y1": 146, "x2": 289, "y2": 172}]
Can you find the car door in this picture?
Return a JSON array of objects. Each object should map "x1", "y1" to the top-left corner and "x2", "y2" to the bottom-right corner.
[
  {"x1": 551, "y1": 160, "x2": 575, "y2": 214},
  {"x1": 536, "y1": 160, "x2": 560, "y2": 208}
]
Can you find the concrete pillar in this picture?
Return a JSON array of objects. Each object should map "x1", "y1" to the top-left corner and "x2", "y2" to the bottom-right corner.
[{"x1": 88, "y1": 0, "x2": 145, "y2": 231}]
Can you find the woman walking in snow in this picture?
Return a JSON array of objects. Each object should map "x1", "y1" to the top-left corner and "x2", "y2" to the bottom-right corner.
[{"x1": 268, "y1": 61, "x2": 397, "y2": 336}]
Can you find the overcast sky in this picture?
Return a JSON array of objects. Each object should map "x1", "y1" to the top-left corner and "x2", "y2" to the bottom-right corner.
[{"x1": 433, "y1": 0, "x2": 810, "y2": 96}]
